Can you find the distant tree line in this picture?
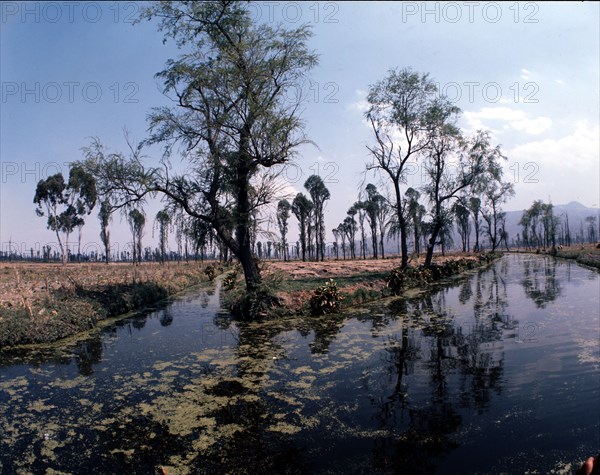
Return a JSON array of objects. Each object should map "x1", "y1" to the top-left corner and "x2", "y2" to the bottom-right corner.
[{"x1": 518, "y1": 200, "x2": 598, "y2": 250}]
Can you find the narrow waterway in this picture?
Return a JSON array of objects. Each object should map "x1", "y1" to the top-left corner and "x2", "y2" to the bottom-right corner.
[{"x1": 1, "y1": 254, "x2": 598, "y2": 474}]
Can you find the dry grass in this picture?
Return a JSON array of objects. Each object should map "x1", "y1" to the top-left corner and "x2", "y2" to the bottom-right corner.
[
  {"x1": 265, "y1": 252, "x2": 476, "y2": 280},
  {"x1": 0, "y1": 261, "x2": 208, "y2": 309},
  {"x1": 0, "y1": 261, "x2": 212, "y2": 347}
]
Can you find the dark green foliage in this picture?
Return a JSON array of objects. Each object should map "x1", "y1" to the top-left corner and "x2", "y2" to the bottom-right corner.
[
  {"x1": 345, "y1": 287, "x2": 386, "y2": 306},
  {"x1": 309, "y1": 279, "x2": 344, "y2": 316},
  {"x1": 204, "y1": 265, "x2": 217, "y2": 281},
  {"x1": 386, "y1": 266, "x2": 433, "y2": 295},
  {"x1": 223, "y1": 270, "x2": 238, "y2": 291},
  {"x1": 230, "y1": 288, "x2": 283, "y2": 319},
  {"x1": 33, "y1": 166, "x2": 97, "y2": 263},
  {"x1": 225, "y1": 270, "x2": 285, "y2": 319}
]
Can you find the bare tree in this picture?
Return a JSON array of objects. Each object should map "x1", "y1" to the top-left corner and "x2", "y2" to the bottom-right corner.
[
  {"x1": 422, "y1": 101, "x2": 493, "y2": 266},
  {"x1": 366, "y1": 68, "x2": 438, "y2": 268}
]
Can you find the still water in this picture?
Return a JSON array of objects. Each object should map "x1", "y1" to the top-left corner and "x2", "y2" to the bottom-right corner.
[{"x1": 1, "y1": 254, "x2": 598, "y2": 474}]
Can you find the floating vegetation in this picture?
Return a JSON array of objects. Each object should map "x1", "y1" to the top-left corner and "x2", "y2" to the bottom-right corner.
[{"x1": 0, "y1": 255, "x2": 598, "y2": 473}]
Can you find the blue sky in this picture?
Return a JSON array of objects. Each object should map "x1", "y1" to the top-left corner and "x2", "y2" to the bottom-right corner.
[{"x1": 1, "y1": 1, "x2": 599, "y2": 256}]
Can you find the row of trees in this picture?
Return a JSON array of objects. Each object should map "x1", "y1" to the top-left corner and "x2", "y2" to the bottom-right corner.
[
  {"x1": 30, "y1": 2, "x2": 518, "y2": 316},
  {"x1": 32, "y1": 2, "x2": 511, "y2": 300},
  {"x1": 34, "y1": 167, "x2": 183, "y2": 265},
  {"x1": 519, "y1": 200, "x2": 598, "y2": 249},
  {"x1": 363, "y1": 68, "x2": 514, "y2": 267},
  {"x1": 276, "y1": 174, "x2": 331, "y2": 262}
]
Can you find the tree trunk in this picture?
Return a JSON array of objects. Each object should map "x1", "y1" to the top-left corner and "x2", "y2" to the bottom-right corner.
[
  {"x1": 394, "y1": 184, "x2": 409, "y2": 269},
  {"x1": 239, "y1": 245, "x2": 260, "y2": 294},
  {"x1": 414, "y1": 226, "x2": 420, "y2": 255},
  {"x1": 371, "y1": 226, "x2": 378, "y2": 259},
  {"x1": 425, "y1": 221, "x2": 442, "y2": 267},
  {"x1": 473, "y1": 216, "x2": 480, "y2": 252},
  {"x1": 234, "y1": 136, "x2": 262, "y2": 294}
]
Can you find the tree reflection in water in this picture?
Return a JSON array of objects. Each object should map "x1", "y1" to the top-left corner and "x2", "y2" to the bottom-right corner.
[
  {"x1": 189, "y1": 314, "x2": 307, "y2": 473},
  {"x1": 521, "y1": 256, "x2": 562, "y2": 308},
  {"x1": 366, "y1": 264, "x2": 508, "y2": 473}
]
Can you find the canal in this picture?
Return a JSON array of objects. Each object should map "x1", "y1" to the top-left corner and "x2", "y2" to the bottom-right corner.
[{"x1": 0, "y1": 254, "x2": 598, "y2": 474}]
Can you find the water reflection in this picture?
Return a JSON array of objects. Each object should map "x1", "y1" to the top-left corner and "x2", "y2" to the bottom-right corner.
[
  {"x1": 159, "y1": 307, "x2": 174, "y2": 327},
  {"x1": 73, "y1": 338, "x2": 104, "y2": 376},
  {"x1": 359, "y1": 267, "x2": 508, "y2": 473},
  {"x1": 0, "y1": 256, "x2": 598, "y2": 474},
  {"x1": 521, "y1": 256, "x2": 562, "y2": 308}
]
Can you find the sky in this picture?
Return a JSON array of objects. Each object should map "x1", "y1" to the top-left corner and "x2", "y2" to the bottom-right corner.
[{"x1": 1, "y1": 1, "x2": 599, "y2": 257}]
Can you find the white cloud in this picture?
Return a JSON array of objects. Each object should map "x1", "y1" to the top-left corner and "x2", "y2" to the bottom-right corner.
[
  {"x1": 509, "y1": 120, "x2": 600, "y2": 171},
  {"x1": 347, "y1": 89, "x2": 369, "y2": 112},
  {"x1": 463, "y1": 107, "x2": 552, "y2": 136},
  {"x1": 521, "y1": 68, "x2": 532, "y2": 80}
]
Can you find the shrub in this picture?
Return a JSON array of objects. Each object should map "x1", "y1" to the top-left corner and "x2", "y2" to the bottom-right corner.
[
  {"x1": 204, "y1": 265, "x2": 217, "y2": 281},
  {"x1": 223, "y1": 270, "x2": 238, "y2": 291},
  {"x1": 309, "y1": 279, "x2": 344, "y2": 316},
  {"x1": 229, "y1": 287, "x2": 282, "y2": 319},
  {"x1": 386, "y1": 266, "x2": 433, "y2": 295}
]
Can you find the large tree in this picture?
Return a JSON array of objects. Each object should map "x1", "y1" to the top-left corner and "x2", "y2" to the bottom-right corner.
[
  {"x1": 144, "y1": 1, "x2": 316, "y2": 293},
  {"x1": 128, "y1": 208, "x2": 146, "y2": 265},
  {"x1": 82, "y1": 2, "x2": 317, "y2": 308},
  {"x1": 344, "y1": 209, "x2": 358, "y2": 259},
  {"x1": 354, "y1": 200, "x2": 368, "y2": 259},
  {"x1": 422, "y1": 103, "x2": 493, "y2": 266},
  {"x1": 364, "y1": 183, "x2": 382, "y2": 259},
  {"x1": 405, "y1": 187, "x2": 425, "y2": 256},
  {"x1": 154, "y1": 209, "x2": 171, "y2": 264},
  {"x1": 98, "y1": 200, "x2": 112, "y2": 263},
  {"x1": 292, "y1": 193, "x2": 313, "y2": 262},
  {"x1": 366, "y1": 68, "x2": 438, "y2": 269},
  {"x1": 452, "y1": 200, "x2": 471, "y2": 253},
  {"x1": 481, "y1": 181, "x2": 515, "y2": 252},
  {"x1": 468, "y1": 196, "x2": 482, "y2": 252}
]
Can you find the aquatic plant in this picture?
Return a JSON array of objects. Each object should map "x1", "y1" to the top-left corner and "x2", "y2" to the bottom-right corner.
[
  {"x1": 223, "y1": 270, "x2": 238, "y2": 291},
  {"x1": 204, "y1": 265, "x2": 217, "y2": 281},
  {"x1": 309, "y1": 279, "x2": 344, "y2": 315}
]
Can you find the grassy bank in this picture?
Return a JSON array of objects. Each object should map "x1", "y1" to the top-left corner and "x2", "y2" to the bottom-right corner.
[
  {"x1": 555, "y1": 244, "x2": 600, "y2": 269},
  {"x1": 1, "y1": 253, "x2": 504, "y2": 348},
  {"x1": 222, "y1": 253, "x2": 501, "y2": 317},
  {"x1": 0, "y1": 262, "x2": 213, "y2": 347},
  {"x1": 509, "y1": 244, "x2": 600, "y2": 269}
]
